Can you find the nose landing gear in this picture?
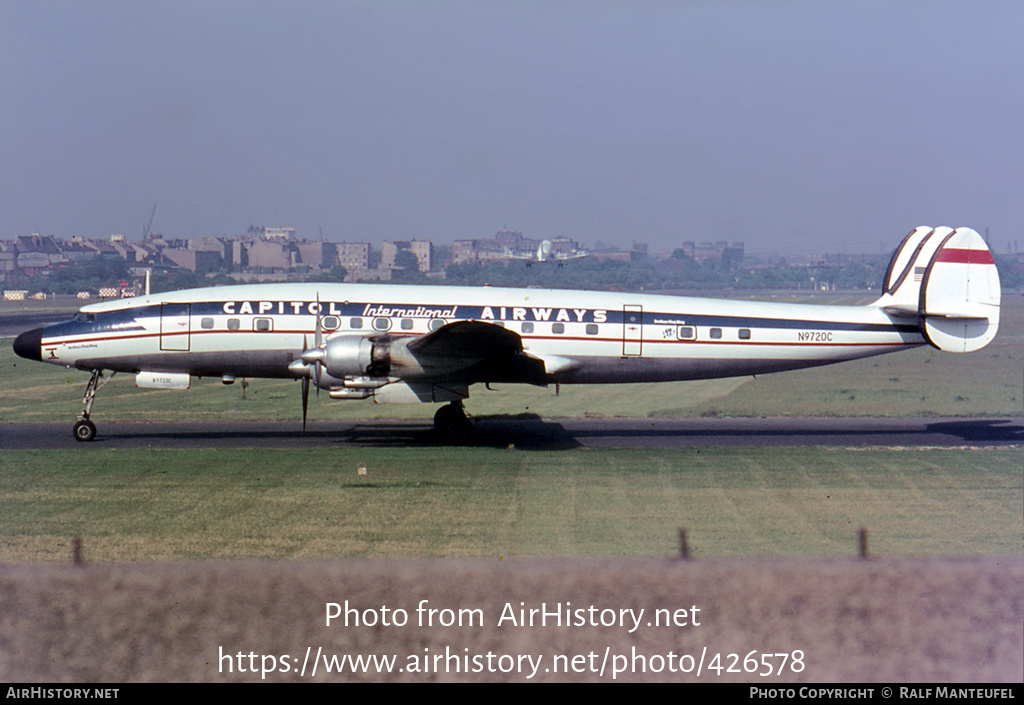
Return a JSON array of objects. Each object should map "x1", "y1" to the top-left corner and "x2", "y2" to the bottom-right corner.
[{"x1": 73, "y1": 369, "x2": 115, "y2": 442}]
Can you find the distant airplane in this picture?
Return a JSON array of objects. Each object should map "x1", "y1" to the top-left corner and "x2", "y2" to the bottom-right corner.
[
  {"x1": 504, "y1": 239, "x2": 588, "y2": 263},
  {"x1": 13, "y1": 226, "x2": 1000, "y2": 443}
]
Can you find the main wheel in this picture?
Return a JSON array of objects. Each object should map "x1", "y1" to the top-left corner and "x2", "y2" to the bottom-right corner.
[
  {"x1": 433, "y1": 403, "x2": 474, "y2": 445},
  {"x1": 433, "y1": 404, "x2": 456, "y2": 435},
  {"x1": 73, "y1": 419, "x2": 97, "y2": 442},
  {"x1": 449, "y1": 415, "x2": 474, "y2": 445}
]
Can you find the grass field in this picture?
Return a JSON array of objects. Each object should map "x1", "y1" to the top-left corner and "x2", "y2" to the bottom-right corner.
[{"x1": 0, "y1": 446, "x2": 1018, "y2": 563}]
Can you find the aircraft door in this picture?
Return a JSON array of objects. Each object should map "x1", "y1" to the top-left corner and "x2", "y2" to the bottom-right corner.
[
  {"x1": 622, "y1": 305, "x2": 643, "y2": 356},
  {"x1": 160, "y1": 303, "x2": 191, "y2": 351}
]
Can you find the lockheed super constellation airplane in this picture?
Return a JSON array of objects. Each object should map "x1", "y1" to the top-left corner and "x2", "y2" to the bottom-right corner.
[{"x1": 13, "y1": 226, "x2": 1000, "y2": 442}]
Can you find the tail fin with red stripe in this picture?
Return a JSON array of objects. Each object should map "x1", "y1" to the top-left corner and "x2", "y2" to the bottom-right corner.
[{"x1": 874, "y1": 226, "x2": 1000, "y2": 352}]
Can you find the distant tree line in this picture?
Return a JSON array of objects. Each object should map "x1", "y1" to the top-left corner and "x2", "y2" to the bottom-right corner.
[
  {"x1": 994, "y1": 255, "x2": 1024, "y2": 290},
  {"x1": 443, "y1": 253, "x2": 891, "y2": 293},
  {"x1": 11, "y1": 249, "x2": 1022, "y2": 296},
  {"x1": 33, "y1": 256, "x2": 132, "y2": 295}
]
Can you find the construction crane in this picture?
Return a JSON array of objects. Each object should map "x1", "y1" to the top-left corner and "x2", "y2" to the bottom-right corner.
[
  {"x1": 142, "y1": 204, "x2": 157, "y2": 239},
  {"x1": 141, "y1": 204, "x2": 157, "y2": 295}
]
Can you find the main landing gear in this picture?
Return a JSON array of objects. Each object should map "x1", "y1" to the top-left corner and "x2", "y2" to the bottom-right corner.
[
  {"x1": 433, "y1": 400, "x2": 474, "y2": 444},
  {"x1": 73, "y1": 369, "x2": 115, "y2": 442}
]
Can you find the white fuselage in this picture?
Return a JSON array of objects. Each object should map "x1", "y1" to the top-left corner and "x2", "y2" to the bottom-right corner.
[{"x1": 32, "y1": 282, "x2": 925, "y2": 388}]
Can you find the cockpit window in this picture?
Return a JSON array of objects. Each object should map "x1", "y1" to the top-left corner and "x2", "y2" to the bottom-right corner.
[{"x1": 72, "y1": 312, "x2": 96, "y2": 322}]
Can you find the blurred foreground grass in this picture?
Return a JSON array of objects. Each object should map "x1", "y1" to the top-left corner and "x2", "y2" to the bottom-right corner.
[{"x1": 0, "y1": 446, "x2": 1018, "y2": 562}]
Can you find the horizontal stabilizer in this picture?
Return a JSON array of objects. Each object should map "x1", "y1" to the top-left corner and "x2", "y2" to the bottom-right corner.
[
  {"x1": 880, "y1": 304, "x2": 920, "y2": 318},
  {"x1": 874, "y1": 226, "x2": 1000, "y2": 352},
  {"x1": 882, "y1": 304, "x2": 991, "y2": 320}
]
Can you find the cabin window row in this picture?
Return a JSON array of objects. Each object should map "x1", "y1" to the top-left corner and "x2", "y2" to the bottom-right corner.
[
  {"x1": 198, "y1": 316, "x2": 602, "y2": 336},
  {"x1": 490, "y1": 321, "x2": 600, "y2": 336},
  {"x1": 677, "y1": 326, "x2": 752, "y2": 341},
  {"x1": 196, "y1": 316, "x2": 450, "y2": 332},
  {"x1": 197, "y1": 317, "x2": 752, "y2": 341}
]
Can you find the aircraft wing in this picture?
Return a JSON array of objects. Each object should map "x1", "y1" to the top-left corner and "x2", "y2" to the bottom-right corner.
[{"x1": 405, "y1": 320, "x2": 548, "y2": 384}]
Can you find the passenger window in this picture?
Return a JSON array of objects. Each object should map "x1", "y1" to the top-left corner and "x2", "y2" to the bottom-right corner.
[
  {"x1": 522, "y1": 322, "x2": 534, "y2": 334},
  {"x1": 586, "y1": 324, "x2": 598, "y2": 335},
  {"x1": 677, "y1": 326, "x2": 695, "y2": 340},
  {"x1": 350, "y1": 318, "x2": 363, "y2": 329},
  {"x1": 401, "y1": 318, "x2": 414, "y2": 330},
  {"x1": 254, "y1": 318, "x2": 273, "y2": 332},
  {"x1": 321, "y1": 316, "x2": 340, "y2": 331},
  {"x1": 373, "y1": 317, "x2": 391, "y2": 331},
  {"x1": 739, "y1": 328, "x2": 752, "y2": 340},
  {"x1": 200, "y1": 318, "x2": 214, "y2": 329},
  {"x1": 227, "y1": 318, "x2": 240, "y2": 330},
  {"x1": 429, "y1": 318, "x2": 446, "y2": 331},
  {"x1": 709, "y1": 328, "x2": 723, "y2": 339},
  {"x1": 552, "y1": 323, "x2": 565, "y2": 334}
]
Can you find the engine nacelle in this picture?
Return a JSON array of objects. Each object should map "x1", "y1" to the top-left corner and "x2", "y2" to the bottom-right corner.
[
  {"x1": 321, "y1": 334, "x2": 439, "y2": 381},
  {"x1": 323, "y1": 335, "x2": 386, "y2": 378}
]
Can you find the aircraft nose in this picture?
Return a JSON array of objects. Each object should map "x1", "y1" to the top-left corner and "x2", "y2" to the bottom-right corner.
[{"x1": 13, "y1": 328, "x2": 42, "y2": 362}]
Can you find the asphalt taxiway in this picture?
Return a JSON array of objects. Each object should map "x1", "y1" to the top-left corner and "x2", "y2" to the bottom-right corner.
[{"x1": 1, "y1": 416, "x2": 1020, "y2": 450}]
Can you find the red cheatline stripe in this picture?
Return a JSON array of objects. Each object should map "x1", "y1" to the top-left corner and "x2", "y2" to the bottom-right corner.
[
  {"x1": 935, "y1": 248, "x2": 995, "y2": 264},
  {"x1": 45, "y1": 330, "x2": 917, "y2": 349}
]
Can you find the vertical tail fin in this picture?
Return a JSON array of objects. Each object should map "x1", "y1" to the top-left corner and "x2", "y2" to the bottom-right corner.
[{"x1": 874, "y1": 226, "x2": 1000, "y2": 352}]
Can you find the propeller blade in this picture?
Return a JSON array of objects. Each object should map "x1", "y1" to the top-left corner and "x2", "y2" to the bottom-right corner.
[
  {"x1": 314, "y1": 293, "x2": 322, "y2": 397},
  {"x1": 302, "y1": 376, "x2": 309, "y2": 431},
  {"x1": 300, "y1": 333, "x2": 312, "y2": 429},
  {"x1": 300, "y1": 332, "x2": 325, "y2": 398},
  {"x1": 315, "y1": 292, "x2": 323, "y2": 347}
]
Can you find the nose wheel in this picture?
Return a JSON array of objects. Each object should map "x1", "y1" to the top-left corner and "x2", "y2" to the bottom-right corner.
[{"x1": 73, "y1": 419, "x2": 97, "y2": 442}]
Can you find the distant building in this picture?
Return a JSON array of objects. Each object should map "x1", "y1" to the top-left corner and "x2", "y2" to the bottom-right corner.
[
  {"x1": 14, "y1": 235, "x2": 61, "y2": 272},
  {"x1": 452, "y1": 240, "x2": 477, "y2": 265},
  {"x1": 495, "y1": 230, "x2": 525, "y2": 246},
  {"x1": 247, "y1": 239, "x2": 291, "y2": 271},
  {"x1": 251, "y1": 226, "x2": 295, "y2": 240},
  {"x1": 409, "y1": 240, "x2": 431, "y2": 272},
  {"x1": 161, "y1": 247, "x2": 198, "y2": 271},
  {"x1": 160, "y1": 237, "x2": 227, "y2": 273},
  {"x1": 335, "y1": 242, "x2": 369, "y2": 271},
  {"x1": 677, "y1": 240, "x2": 745, "y2": 263},
  {"x1": 382, "y1": 239, "x2": 432, "y2": 272},
  {"x1": 591, "y1": 249, "x2": 632, "y2": 262},
  {"x1": 296, "y1": 240, "x2": 328, "y2": 271},
  {"x1": 0, "y1": 251, "x2": 15, "y2": 283}
]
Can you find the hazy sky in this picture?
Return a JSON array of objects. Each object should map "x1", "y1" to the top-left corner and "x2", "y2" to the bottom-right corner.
[{"x1": 2, "y1": 1, "x2": 1022, "y2": 255}]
